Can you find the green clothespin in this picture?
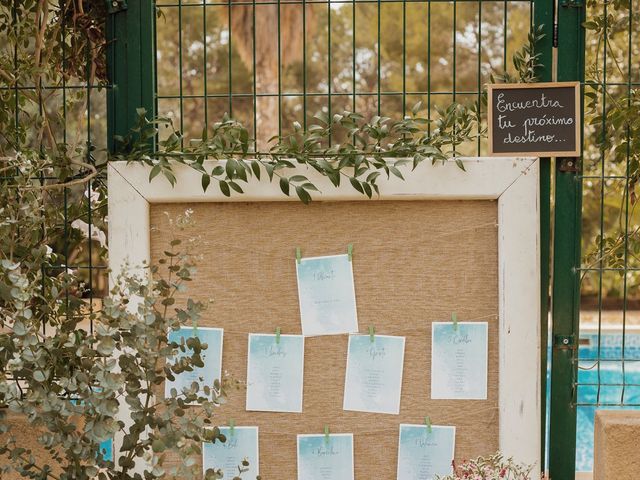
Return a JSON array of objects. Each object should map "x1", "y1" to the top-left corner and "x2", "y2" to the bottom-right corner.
[
  {"x1": 275, "y1": 327, "x2": 281, "y2": 344},
  {"x1": 425, "y1": 416, "x2": 432, "y2": 434},
  {"x1": 229, "y1": 419, "x2": 235, "y2": 437},
  {"x1": 369, "y1": 325, "x2": 375, "y2": 343},
  {"x1": 324, "y1": 425, "x2": 330, "y2": 445},
  {"x1": 451, "y1": 312, "x2": 458, "y2": 332},
  {"x1": 296, "y1": 247, "x2": 302, "y2": 264},
  {"x1": 347, "y1": 243, "x2": 354, "y2": 262}
]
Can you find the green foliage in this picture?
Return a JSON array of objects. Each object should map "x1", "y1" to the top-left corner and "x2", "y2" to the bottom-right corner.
[
  {"x1": 581, "y1": 1, "x2": 640, "y2": 300},
  {"x1": 0, "y1": 168, "x2": 255, "y2": 479},
  {"x1": 1, "y1": 1, "x2": 110, "y2": 295},
  {"x1": 114, "y1": 102, "x2": 482, "y2": 204}
]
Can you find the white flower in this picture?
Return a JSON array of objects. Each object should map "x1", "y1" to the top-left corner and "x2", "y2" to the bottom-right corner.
[{"x1": 84, "y1": 186, "x2": 101, "y2": 206}]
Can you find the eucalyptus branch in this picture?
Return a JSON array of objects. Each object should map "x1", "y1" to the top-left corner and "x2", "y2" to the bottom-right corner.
[{"x1": 4, "y1": 448, "x2": 62, "y2": 480}]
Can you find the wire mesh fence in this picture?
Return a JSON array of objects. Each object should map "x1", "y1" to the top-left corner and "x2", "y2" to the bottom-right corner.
[
  {"x1": 0, "y1": 2, "x2": 110, "y2": 332},
  {"x1": 6, "y1": 0, "x2": 640, "y2": 476},
  {"x1": 574, "y1": 0, "x2": 640, "y2": 473},
  {"x1": 154, "y1": 0, "x2": 534, "y2": 152}
]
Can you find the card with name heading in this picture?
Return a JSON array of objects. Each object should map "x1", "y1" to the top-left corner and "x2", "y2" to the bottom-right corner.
[
  {"x1": 397, "y1": 424, "x2": 456, "y2": 480},
  {"x1": 164, "y1": 326, "x2": 223, "y2": 400},
  {"x1": 343, "y1": 334, "x2": 406, "y2": 414},
  {"x1": 430, "y1": 322, "x2": 488, "y2": 400},
  {"x1": 203, "y1": 426, "x2": 259, "y2": 479},
  {"x1": 297, "y1": 433, "x2": 354, "y2": 480},
  {"x1": 246, "y1": 333, "x2": 305, "y2": 412},
  {"x1": 296, "y1": 254, "x2": 359, "y2": 336}
]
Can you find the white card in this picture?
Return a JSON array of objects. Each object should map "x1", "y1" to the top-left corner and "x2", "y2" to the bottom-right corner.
[
  {"x1": 397, "y1": 424, "x2": 456, "y2": 480},
  {"x1": 246, "y1": 333, "x2": 305, "y2": 412},
  {"x1": 343, "y1": 334, "x2": 406, "y2": 414},
  {"x1": 203, "y1": 426, "x2": 259, "y2": 479},
  {"x1": 297, "y1": 433, "x2": 354, "y2": 480},
  {"x1": 296, "y1": 254, "x2": 359, "y2": 336},
  {"x1": 431, "y1": 322, "x2": 488, "y2": 400}
]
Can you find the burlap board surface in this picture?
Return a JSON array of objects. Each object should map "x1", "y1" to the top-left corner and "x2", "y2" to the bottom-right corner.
[{"x1": 150, "y1": 199, "x2": 500, "y2": 479}]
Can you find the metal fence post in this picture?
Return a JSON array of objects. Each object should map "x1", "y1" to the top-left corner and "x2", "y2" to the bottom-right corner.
[
  {"x1": 548, "y1": 1, "x2": 585, "y2": 478},
  {"x1": 106, "y1": 0, "x2": 156, "y2": 151},
  {"x1": 532, "y1": 1, "x2": 555, "y2": 470}
]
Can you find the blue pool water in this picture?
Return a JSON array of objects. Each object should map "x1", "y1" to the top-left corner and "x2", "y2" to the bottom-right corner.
[{"x1": 574, "y1": 332, "x2": 640, "y2": 472}]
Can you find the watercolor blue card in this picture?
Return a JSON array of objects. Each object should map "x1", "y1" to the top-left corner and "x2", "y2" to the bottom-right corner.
[
  {"x1": 296, "y1": 254, "x2": 359, "y2": 336},
  {"x1": 246, "y1": 333, "x2": 305, "y2": 412},
  {"x1": 343, "y1": 334, "x2": 406, "y2": 414},
  {"x1": 431, "y1": 322, "x2": 488, "y2": 400},
  {"x1": 297, "y1": 433, "x2": 354, "y2": 480},
  {"x1": 397, "y1": 424, "x2": 456, "y2": 480},
  {"x1": 164, "y1": 327, "x2": 224, "y2": 400},
  {"x1": 99, "y1": 438, "x2": 113, "y2": 462},
  {"x1": 203, "y1": 426, "x2": 259, "y2": 479}
]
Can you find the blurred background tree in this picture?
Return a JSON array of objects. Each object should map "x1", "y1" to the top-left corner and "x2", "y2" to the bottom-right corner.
[{"x1": 154, "y1": 1, "x2": 530, "y2": 147}]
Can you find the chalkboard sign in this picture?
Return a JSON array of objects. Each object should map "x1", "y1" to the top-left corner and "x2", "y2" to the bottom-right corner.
[{"x1": 487, "y1": 82, "x2": 580, "y2": 157}]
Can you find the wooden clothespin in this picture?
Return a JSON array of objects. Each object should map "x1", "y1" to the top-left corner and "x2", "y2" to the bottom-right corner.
[{"x1": 424, "y1": 416, "x2": 432, "y2": 434}]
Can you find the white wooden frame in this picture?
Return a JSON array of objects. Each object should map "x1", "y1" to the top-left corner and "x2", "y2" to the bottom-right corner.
[{"x1": 108, "y1": 157, "x2": 541, "y2": 475}]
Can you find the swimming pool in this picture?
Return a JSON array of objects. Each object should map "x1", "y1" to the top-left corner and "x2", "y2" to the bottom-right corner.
[{"x1": 574, "y1": 332, "x2": 640, "y2": 472}]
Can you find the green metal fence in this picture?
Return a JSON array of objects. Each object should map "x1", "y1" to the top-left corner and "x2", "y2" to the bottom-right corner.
[
  {"x1": 548, "y1": 2, "x2": 584, "y2": 478},
  {"x1": 1, "y1": 1, "x2": 110, "y2": 328},
  {"x1": 148, "y1": 0, "x2": 540, "y2": 152},
  {"x1": 10, "y1": 0, "x2": 640, "y2": 478}
]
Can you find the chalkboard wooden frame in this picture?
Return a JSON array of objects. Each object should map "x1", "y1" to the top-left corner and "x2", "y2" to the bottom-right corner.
[{"x1": 487, "y1": 82, "x2": 581, "y2": 157}]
